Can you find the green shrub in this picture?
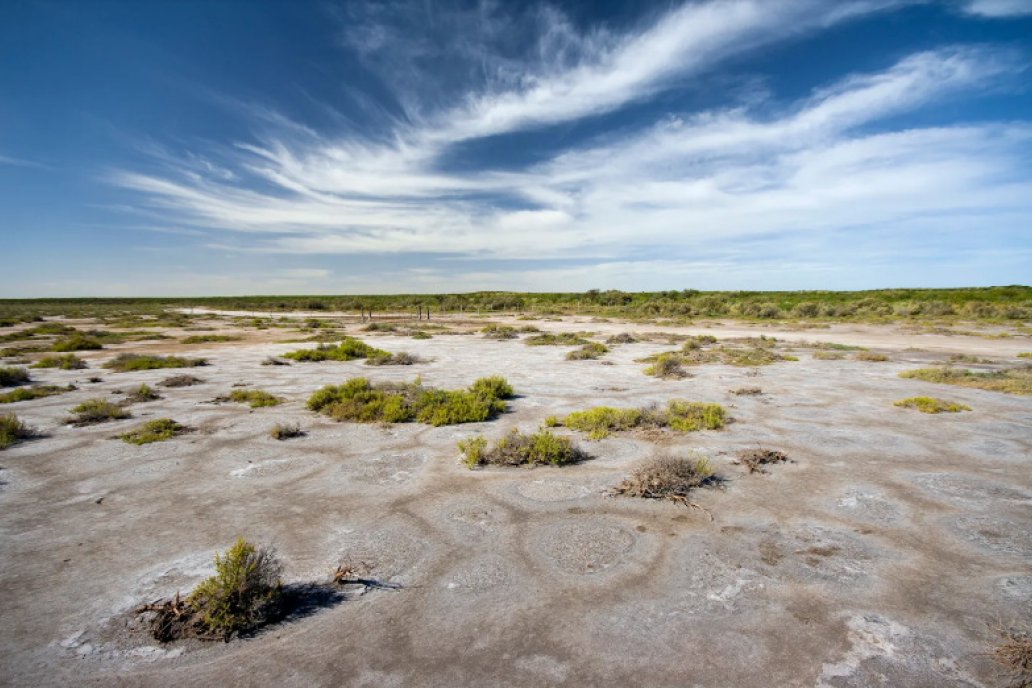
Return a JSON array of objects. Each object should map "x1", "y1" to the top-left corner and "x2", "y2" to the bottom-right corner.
[
  {"x1": 813, "y1": 351, "x2": 844, "y2": 360},
  {"x1": 104, "y1": 354, "x2": 208, "y2": 372},
  {"x1": 0, "y1": 367, "x2": 30, "y2": 387},
  {"x1": 119, "y1": 418, "x2": 186, "y2": 444},
  {"x1": 365, "y1": 351, "x2": 421, "y2": 366},
  {"x1": 566, "y1": 342, "x2": 609, "y2": 360},
  {"x1": 893, "y1": 397, "x2": 971, "y2": 414},
  {"x1": 524, "y1": 332, "x2": 589, "y2": 346},
  {"x1": 31, "y1": 354, "x2": 87, "y2": 370},
  {"x1": 0, "y1": 412, "x2": 35, "y2": 449},
  {"x1": 899, "y1": 366, "x2": 1031, "y2": 395},
  {"x1": 855, "y1": 351, "x2": 888, "y2": 362},
  {"x1": 666, "y1": 400, "x2": 727, "y2": 431},
  {"x1": 307, "y1": 376, "x2": 513, "y2": 426},
  {"x1": 481, "y1": 324, "x2": 518, "y2": 340},
  {"x1": 125, "y1": 383, "x2": 161, "y2": 403},
  {"x1": 68, "y1": 398, "x2": 130, "y2": 425},
  {"x1": 560, "y1": 401, "x2": 727, "y2": 438},
  {"x1": 606, "y1": 333, "x2": 637, "y2": 344},
  {"x1": 227, "y1": 389, "x2": 282, "y2": 408},
  {"x1": 460, "y1": 428, "x2": 586, "y2": 468},
  {"x1": 282, "y1": 337, "x2": 389, "y2": 362},
  {"x1": 1018, "y1": 352, "x2": 1031, "y2": 359},
  {"x1": 563, "y1": 407, "x2": 642, "y2": 439},
  {"x1": 186, "y1": 538, "x2": 283, "y2": 641},
  {"x1": 159, "y1": 374, "x2": 204, "y2": 387},
  {"x1": 51, "y1": 333, "x2": 103, "y2": 352},
  {"x1": 610, "y1": 454, "x2": 718, "y2": 500},
  {"x1": 181, "y1": 334, "x2": 241, "y2": 344},
  {"x1": 0, "y1": 384, "x2": 76, "y2": 404},
  {"x1": 411, "y1": 331, "x2": 432, "y2": 340},
  {"x1": 644, "y1": 353, "x2": 688, "y2": 379}
]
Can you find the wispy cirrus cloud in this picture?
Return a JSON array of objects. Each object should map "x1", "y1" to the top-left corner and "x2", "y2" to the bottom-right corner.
[
  {"x1": 961, "y1": 0, "x2": 1032, "y2": 17},
  {"x1": 108, "y1": 0, "x2": 1032, "y2": 290}
]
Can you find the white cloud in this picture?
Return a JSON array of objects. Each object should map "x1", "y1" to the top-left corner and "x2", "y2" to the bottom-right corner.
[{"x1": 961, "y1": 0, "x2": 1032, "y2": 17}]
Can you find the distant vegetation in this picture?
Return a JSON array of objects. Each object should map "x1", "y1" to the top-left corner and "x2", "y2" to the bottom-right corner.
[
  {"x1": 225, "y1": 389, "x2": 282, "y2": 408},
  {"x1": 68, "y1": 398, "x2": 130, "y2": 425},
  {"x1": 104, "y1": 354, "x2": 208, "y2": 372},
  {"x1": 0, "y1": 384, "x2": 76, "y2": 404},
  {"x1": 2, "y1": 286, "x2": 1027, "y2": 323},
  {"x1": 30, "y1": 354, "x2": 87, "y2": 370},
  {"x1": 899, "y1": 366, "x2": 1031, "y2": 395},
  {"x1": 283, "y1": 337, "x2": 388, "y2": 362},
  {"x1": 894, "y1": 396, "x2": 971, "y2": 413},
  {"x1": 561, "y1": 401, "x2": 727, "y2": 439}
]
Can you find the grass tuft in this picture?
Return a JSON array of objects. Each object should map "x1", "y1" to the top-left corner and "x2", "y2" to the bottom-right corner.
[
  {"x1": 30, "y1": 354, "x2": 87, "y2": 370},
  {"x1": 611, "y1": 454, "x2": 719, "y2": 501},
  {"x1": 643, "y1": 353, "x2": 689, "y2": 379},
  {"x1": 561, "y1": 401, "x2": 726, "y2": 439},
  {"x1": 226, "y1": 389, "x2": 282, "y2": 408},
  {"x1": 124, "y1": 383, "x2": 161, "y2": 403},
  {"x1": 282, "y1": 337, "x2": 388, "y2": 362},
  {"x1": 854, "y1": 351, "x2": 888, "y2": 362},
  {"x1": 0, "y1": 412, "x2": 36, "y2": 449},
  {"x1": 68, "y1": 398, "x2": 130, "y2": 426},
  {"x1": 104, "y1": 354, "x2": 208, "y2": 372},
  {"x1": 365, "y1": 351, "x2": 423, "y2": 366},
  {"x1": 899, "y1": 366, "x2": 1031, "y2": 395},
  {"x1": 181, "y1": 334, "x2": 241, "y2": 344},
  {"x1": 0, "y1": 366, "x2": 31, "y2": 387},
  {"x1": 736, "y1": 449, "x2": 790, "y2": 473},
  {"x1": 0, "y1": 384, "x2": 76, "y2": 404},
  {"x1": 51, "y1": 333, "x2": 103, "y2": 352},
  {"x1": 566, "y1": 342, "x2": 609, "y2": 360},
  {"x1": 459, "y1": 428, "x2": 587, "y2": 468},
  {"x1": 524, "y1": 332, "x2": 589, "y2": 346},
  {"x1": 893, "y1": 396, "x2": 971, "y2": 413},
  {"x1": 119, "y1": 418, "x2": 186, "y2": 444}
]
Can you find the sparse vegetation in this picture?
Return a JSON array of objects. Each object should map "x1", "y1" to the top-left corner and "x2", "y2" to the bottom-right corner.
[
  {"x1": 459, "y1": 428, "x2": 587, "y2": 468},
  {"x1": 731, "y1": 387, "x2": 762, "y2": 395},
  {"x1": 411, "y1": 331, "x2": 432, "y2": 340},
  {"x1": 67, "y1": 398, "x2": 130, "y2": 425},
  {"x1": 610, "y1": 454, "x2": 719, "y2": 502},
  {"x1": 50, "y1": 333, "x2": 103, "y2": 351},
  {"x1": 736, "y1": 449, "x2": 790, "y2": 473},
  {"x1": 566, "y1": 342, "x2": 608, "y2": 360},
  {"x1": 1018, "y1": 352, "x2": 1032, "y2": 359},
  {"x1": 283, "y1": 337, "x2": 389, "y2": 362},
  {"x1": 561, "y1": 401, "x2": 727, "y2": 439},
  {"x1": 481, "y1": 324, "x2": 518, "y2": 340},
  {"x1": 813, "y1": 351, "x2": 845, "y2": 360},
  {"x1": 30, "y1": 354, "x2": 87, "y2": 369},
  {"x1": 899, "y1": 366, "x2": 1031, "y2": 395},
  {"x1": 606, "y1": 333, "x2": 637, "y2": 344},
  {"x1": 159, "y1": 374, "x2": 204, "y2": 387},
  {"x1": 893, "y1": 396, "x2": 971, "y2": 414},
  {"x1": 0, "y1": 413, "x2": 35, "y2": 449},
  {"x1": 119, "y1": 418, "x2": 187, "y2": 444},
  {"x1": 643, "y1": 353, "x2": 688, "y2": 379},
  {"x1": 992, "y1": 624, "x2": 1032, "y2": 688},
  {"x1": 124, "y1": 383, "x2": 161, "y2": 403},
  {"x1": 269, "y1": 422, "x2": 303, "y2": 440},
  {"x1": 181, "y1": 334, "x2": 241, "y2": 344},
  {"x1": 261, "y1": 356, "x2": 290, "y2": 366},
  {"x1": 0, "y1": 367, "x2": 30, "y2": 387},
  {"x1": 0, "y1": 384, "x2": 76, "y2": 404},
  {"x1": 307, "y1": 376, "x2": 513, "y2": 426},
  {"x1": 226, "y1": 389, "x2": 282, "y2": 408},
  {"x1": 365, "y1": 350, "x2": 422, "y2": 366},
  {"x1": 104, "y1": 354, "x2": 208, "y2": 372},
  {"x1": 524, "y1": 332, "x2": 590, "y2": 346},
  {"x1": 855, "y1": 351, "x2": 888, "y2": 362}
]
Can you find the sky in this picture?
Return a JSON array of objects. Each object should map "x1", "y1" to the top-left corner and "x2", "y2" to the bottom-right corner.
[{"x1": 1, "y1": 0, "x2": 1030, "y2": 297}]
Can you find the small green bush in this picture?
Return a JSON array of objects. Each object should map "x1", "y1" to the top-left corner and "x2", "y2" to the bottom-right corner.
[
  {"x1": 365, "y1": 351, "x2": 421, "y2": 366},
  {"x1": 666, "y1": 400, "x2": 727, "y2": 431},
  {"x1": 51, "y1": 333, "x2": 103, "y2": 352},
  {"x1": 283, "y1": 337, "x2": 389, "y2": 362},
  {"x1": 644, "y1": 353, "x2": 688, "y2": 379},
  {"x1": 0, "y1": 367, "x2": 30, "y2": 387},
  {"x1": 481, "y1": 324, "x2": 518, "y2": 340},
  {"x1": 1018, "y1": 352, "x2": 1031, "y2": 359},
  {"x1": 524, "y1": 332, "x2": 589, "y2": 346},
  {"x1": 68, "y1": 398, "x2": 130, "y2": 425},
  {"x1": 181, "y1": 334, "x2": 241, "y2": 344},
  {"x1": 227, "y1": 389, "x2": 282, "y2": 408},
  {"x1": 855, "y1": 351, "x2": 888, "y2": 362},
  {"x1": 31, "y1": 354, "x2": 87, "y2": 370},
  {"x1": 460, "y1": 428, "x2": 586, "y2": 468},
  {"x1": 563, "y1": 407, "x2": 642, "y2": 439},
  {"x1": 566, "y1": 342, "x2": 609, "y2": 360},
  {"x1": 125, "y1": 383, "x2": 161, "y2": 403},
  {"x1": 0, "y1": 412, "x2": 35, "y2": 449},
  {"x1": 308, "y1": 376, "x2": 513, "y2": 426},
  {"x1": 560, "y1": 401, "x2": 727, "y2": 438},
  {"x1": 899, "y1": 366, "x2": 1031, "y2": 395},
  {"x1": 187, "y1": 538, "x2": 283, "y2": 641},
  {"x1": 0, "y1": 384, "x2": 76, "y2": 404},
  {"x1": 893, "y1": 397, "x2": 971, "y2": 414},
  {"x1": 119, "y1": 418, "x2": 186, "y2": 444},
  {"x1": 411, "y1": 331, "x2": 432, "y2": 340},
  {"x1": 104, "y1": 354, "x2": 208, "y2": 372}
]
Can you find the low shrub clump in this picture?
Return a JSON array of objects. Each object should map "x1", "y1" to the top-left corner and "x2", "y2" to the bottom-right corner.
[
  {"x1": 51, "y1": 333, "x2": 103, "y2": 352},
  {"x1": 30, "y1": 354, "x2": 87, "y2": 370},
  {"x1": 855, "y1": 351, "x2": 888, "y2": 362},
  {"x1": 606, "y1": 333, "x2": 637, "y2": 344},
  {"x1": 411, "y1": 331, "x2": 432, "y2": 340},
  {"x1": 124, "y1": 383, "x2": 161, "y2": 403},
  {"x1": 731, "y1": 387, "x2": 762, "y2": 395},
  {"x1": 813, "y1": 351, "x2": 845, "y2": 360},
  {"x1": 138, "y1": 538, "x2": 283, "y2": 642},
  {"x1": 459, "y1": 428, "x2": 587, "y2": 468},
  {"x1": 181, "y1": 334, "x2": 241, "y2": 344},
  {"x1": 643, "y1": 353, "x2": 688, "y2": 379},
  {"x1": 0, "y1": 413, "x2": 35, "y2": 449},
  {"x1": 735, "y1": 449, "x2": 789, "y2": 473},
  {"x1": 119, "y1": 418, "x2": 187, "y2": 444},
  {"x1": 610, "y1": 454, "x2": 719, "y2": 502},
  {"x1": 226, "y1": 389, "x2": 282, "y2": 408},
  {"x1": 566, "y1": 342, "x2": 609, "y2": 360},
  {"x1": 365, "y1": 351, "x2": 422, "y2": 366},
  {"x1": 269, "y1": 422, "x2": 303, "y2": 440},
  {"x1": 561, "y1": 401, "x2": 727, "y2": 439},
  {"x1": 481, "y1": 324, "x2": 518, "y2": 340},
  {"x1": 104, "y1": 354, "x2": 208, "y2": 372},
  {"x1": 640, "y1": 335, "x2": 793, "y2": 373},
  {"x1": 0, "y1": 384, "x2": 76, "y2": 404},
  {"x1": 893, "y1": 396, "x2": 971, "y2": 414},
  {"x1": 0, "y1": 366, "x2": 31, "y2": 387},
  {"x1": 159, "y1": 374, "x2": 204, "y2": 387},
  {"x1": 307, "y1": 376, "x2": 513, "y2": 426},
  {"x1": 261, "y1": 356, "x2": 290, "y2": 366},
  {"x1": 283, "y1": 337, "x2": 389, "y2": 362},
  {"x1": 524, "y1": 332, "x2": 589, "y2": 346},
  {"x1": 67, "y1": 398, "x2": 131, "y2": 426},
  {"x1": 899, "y1": 366, "x2": 1031, "y2": 395}
]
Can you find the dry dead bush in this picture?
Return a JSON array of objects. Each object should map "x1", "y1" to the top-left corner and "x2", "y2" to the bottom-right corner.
[
  {"x1": 269, "y1": 422, "x2": 303, "y2": 440},
  {"x1": 993, "y1": 624, "x2": 1032, "y2": 688},
  {"x1": 610, "y1": 454, "x2": 720, "y2": 508},
  {"x1": 735, "y1": 448, "x2": 789, "y2": 473}
]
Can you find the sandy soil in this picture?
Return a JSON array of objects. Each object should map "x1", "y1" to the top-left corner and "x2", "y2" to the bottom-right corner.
[{"x1": 0, "y1": 316, "x2": 1029, "y2": 687}]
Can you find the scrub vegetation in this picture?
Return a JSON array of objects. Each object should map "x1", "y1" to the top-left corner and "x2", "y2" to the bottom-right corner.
[
  {"x1": 0, "y1": 367, "x2": 30, "y2": 387},
  {"x1": 283, "y1": 337, "x2": 389, "y2": 362},
  {"x1": 893, "y1": 397, "x2": 972, "y2": 413},
  {"x1": 0, "y1": 412, "x2": 35, "y2": 450},
  {"x1": 104, "y1": 354, "x2": 208, "y2": 372},
  {"x1": 898, "y1": 366, "x2": 1031, "y2": 395},
  {"x1": 119, "y1": 418, "x2": 187, "y2": 444},
  {"x1": 67, "y1": 398, "x2": 131, "y2": 425},
  {"x1": 610, "y1": 454, "x2": 720, "y2": 502},
  {"x1": 458, "y1": 428, "x2": 587, "y2": 468},
  {"x1": 30, "y1": 354, "x2": 87, "y2": 369},
  {"x1": 560, "y1": 401, "x2": 727, "y2": 439},
  {"x1": 225, "y1": 389, "x2": 282, "y2": 408},
  {"x1": 0, "y1": 384, "x2": 76, "y2": 404}
]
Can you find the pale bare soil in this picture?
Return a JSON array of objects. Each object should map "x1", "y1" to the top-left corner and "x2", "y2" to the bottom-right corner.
[{"x1": 0, "y1": 315, "x2": 1029, "y2": 687}]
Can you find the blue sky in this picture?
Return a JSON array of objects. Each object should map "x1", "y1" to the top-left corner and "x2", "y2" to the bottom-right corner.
[{"x1": 1, "y1": 0, "x2": 1030, "y2": 297}]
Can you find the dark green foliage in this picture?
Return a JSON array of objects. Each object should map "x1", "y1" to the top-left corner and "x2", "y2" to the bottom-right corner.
[
  {"x1": 282, "y1": 337, "x2": 389, "y2": 362},
  {"x1": 31, "y1": 354, "x2": 87, "y2": 370},
  {"x1": 307, "y1": 376, "x2": 513, "y2": 426},
  {"x1": 104, "y1": 354, "x2": 208, "y2": 372},
  {"x1": 0, "y1": 367, "x2": 30, "y2": 387},
  {"x1": 459, "y1": 428, "x2": 587, "y2": 468}
]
